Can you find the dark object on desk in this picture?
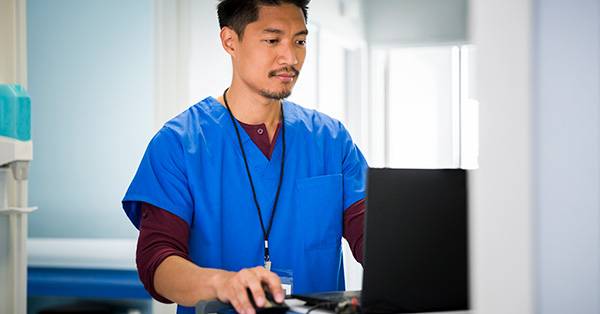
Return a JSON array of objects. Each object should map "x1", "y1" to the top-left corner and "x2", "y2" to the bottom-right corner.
[
  {"x1": 294, "y1": 291, "x2": 361, "y2": 314},
  {"x1": 195, "y1": 285, "x2": 289, "y2": 314},
  {"x1": 247, "y1": 285, "x2": 290, "y2": 314},
  {"x1": 195, "y1": 299, "x2": 232, "y2": 314},
  {"x1": 292, "y1": 290, "x2": 360, "y2": 310},
  {"x1": 294, "y1": 168, "x2": 470, "y2": 314}
]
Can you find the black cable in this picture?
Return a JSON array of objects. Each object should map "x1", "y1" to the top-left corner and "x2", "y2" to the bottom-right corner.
[{"x1": 305, "y1": 301, "x2": 338, "y2": 314}]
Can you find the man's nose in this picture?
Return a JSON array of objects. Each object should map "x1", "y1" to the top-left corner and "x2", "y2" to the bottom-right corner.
[{"x1": 277, "y1": 42, "x2": 299, "y2": 66}]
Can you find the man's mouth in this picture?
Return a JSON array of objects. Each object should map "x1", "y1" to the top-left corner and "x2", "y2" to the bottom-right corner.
[
  {"x1": 276, "y1": 72, "x2": 295, "y2": 77},
  {"x1": 273, "y1": 73, "x2": 296, "y2": 83},
  {"x1": 269, "y1": 67, "x2": 299, "y2": 83}
]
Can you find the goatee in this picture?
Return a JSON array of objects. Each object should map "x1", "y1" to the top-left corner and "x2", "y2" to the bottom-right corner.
[{"x1": 259, "y1": 89, "x2": 292, "y2": 100}]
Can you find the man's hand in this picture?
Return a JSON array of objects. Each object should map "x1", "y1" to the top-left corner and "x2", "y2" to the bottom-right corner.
[{"x1": 213, "y1": 266, "x2": 285, "y2": 314}]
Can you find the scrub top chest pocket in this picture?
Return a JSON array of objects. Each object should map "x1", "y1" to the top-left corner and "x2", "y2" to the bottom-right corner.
[{"x1": 295, "y1": 174, "x2": 344, "y2": 250}]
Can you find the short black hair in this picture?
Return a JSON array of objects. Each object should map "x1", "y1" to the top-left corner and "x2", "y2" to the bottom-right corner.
[{"x1": 217, "y1": 0, "x2": 310, "y2": 39}]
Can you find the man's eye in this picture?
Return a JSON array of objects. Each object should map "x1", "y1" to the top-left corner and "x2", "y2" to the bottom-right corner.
[
  {"x1": 296, "y1": 40, "x2": 307, "y2": 46},
  {"x1": 264, "y1": 39, "x2": 279, "y2": 45}
]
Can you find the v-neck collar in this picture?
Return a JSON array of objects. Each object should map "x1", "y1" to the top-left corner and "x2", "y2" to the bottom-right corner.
[
  {"x1": 238, "y1": 121, "x2": 282, "y2": 160},
  {"x1": 201, "y1": 96, "x2": 293, "y2": 172}
]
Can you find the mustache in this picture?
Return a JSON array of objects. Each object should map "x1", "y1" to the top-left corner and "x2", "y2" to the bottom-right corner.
[{"x1": 268, "y1": 66, "x2": 300, "y2": 77}]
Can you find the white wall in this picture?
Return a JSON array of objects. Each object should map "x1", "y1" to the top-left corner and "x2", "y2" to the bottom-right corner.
[
  {"x1": 470, "y1": 0, "x2": 534, "y2": 313},
  {"x1": 309, "y1": 0, "x2": 365, "y2": 48},
  {"x1": 534, "y1": 0, "x2": 600, "y2": 313},
  {"x1": 364, "y1": 0, "x2": 468, "y2": 46},
  {"x1": 27, "y1": 0, "x2": 155, "y2": 238},
  {"x1": 471, "y1": 0, "x2": 600, "y2": 313},
  {"x1": 188, "y1": 0, "x2": 230, "y2": 105}
]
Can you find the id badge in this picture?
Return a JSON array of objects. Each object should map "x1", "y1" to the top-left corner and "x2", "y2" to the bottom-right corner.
[{"x1": 272, "y1": 268, "x2": 293, "y2": 296}]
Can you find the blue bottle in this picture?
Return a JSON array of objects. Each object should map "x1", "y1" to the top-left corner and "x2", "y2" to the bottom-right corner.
[{"x1": 0, "y1": 84, "x2": 31, "y2": 141}]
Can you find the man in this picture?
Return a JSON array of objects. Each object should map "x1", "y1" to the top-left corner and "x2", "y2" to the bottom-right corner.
[{"x1": 122, "y1": 1, "x2": 367, "y2": 314}]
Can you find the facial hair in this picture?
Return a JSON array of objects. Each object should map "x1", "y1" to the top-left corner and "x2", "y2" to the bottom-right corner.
[{"x1": 260, "y1": 66, "x2": 300, "y2": 100}]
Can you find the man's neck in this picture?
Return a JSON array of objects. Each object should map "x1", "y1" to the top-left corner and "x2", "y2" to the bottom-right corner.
[{"x1": 218, "y1": 82, "x2": 282, "y2": 129}]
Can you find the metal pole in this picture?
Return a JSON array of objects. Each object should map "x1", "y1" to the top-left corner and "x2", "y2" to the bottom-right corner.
[
  {"x1": 8, "y1": 211, "x2": 27, "y2": 314},
  {"x1": 1, "y1": 162, "x2": 34, "y2": 314}
]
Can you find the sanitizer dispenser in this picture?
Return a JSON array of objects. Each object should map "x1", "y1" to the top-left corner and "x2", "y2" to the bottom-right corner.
[{"x1": 0, "y1": 84, "x2": 36, "y2": 314}]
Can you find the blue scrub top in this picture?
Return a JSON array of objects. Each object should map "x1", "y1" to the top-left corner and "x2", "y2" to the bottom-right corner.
[{"x1": 122, "y1": 97, "x2": 367, "y2": 314}]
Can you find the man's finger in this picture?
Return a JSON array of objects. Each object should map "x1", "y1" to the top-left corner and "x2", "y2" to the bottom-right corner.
[
  {"x1": 245, "y1": 278, "x2": 266, "y2": 307},
  {"x1": 230, "y1": 298, "x2": 244, "y2": 314},
  {"x1": 253, "y1": 267, "x2": 284, "y2": 303},
  {"x1": 235, "y1": 284, "x2": 255, "y2": 314}
]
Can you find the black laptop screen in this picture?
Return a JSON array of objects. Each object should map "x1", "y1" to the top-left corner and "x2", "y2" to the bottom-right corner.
[{"x1": 361, "y1": 168, "x2": 469, "y2": 313}]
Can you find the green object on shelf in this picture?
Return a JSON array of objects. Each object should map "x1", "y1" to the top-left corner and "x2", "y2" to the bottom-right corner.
[{"x1": 0, "y1": 84, "x2": 31, "y2": 141}]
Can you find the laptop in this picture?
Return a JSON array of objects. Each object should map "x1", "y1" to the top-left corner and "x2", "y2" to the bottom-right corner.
[{"x1": 293, "y1": 168, "x2": 469, "y2": 313}]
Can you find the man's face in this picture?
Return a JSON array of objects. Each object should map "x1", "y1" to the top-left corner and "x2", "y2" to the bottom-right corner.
[{"x1": 231, "y1": 4, "x2": 308, "y2": 100}]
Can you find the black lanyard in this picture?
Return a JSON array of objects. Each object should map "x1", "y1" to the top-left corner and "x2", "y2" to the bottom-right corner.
[{"x1": 223, "y1": 88, "x2": 286, "y2": 271}]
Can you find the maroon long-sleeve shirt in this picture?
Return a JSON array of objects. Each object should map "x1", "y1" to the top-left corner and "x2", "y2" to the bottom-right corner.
[{"x1": 136, "y1": 121, "x2": 366, "y2": 303}]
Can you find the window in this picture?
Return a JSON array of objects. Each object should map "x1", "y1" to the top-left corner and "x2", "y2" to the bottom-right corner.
[{"x1": 370, "y1": 45, "x2": 478, "y2": 169}]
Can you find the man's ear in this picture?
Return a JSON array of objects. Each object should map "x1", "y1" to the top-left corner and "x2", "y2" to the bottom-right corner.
[{"x1": 220, "y1": 27, "x2": 238, "y2": 57}]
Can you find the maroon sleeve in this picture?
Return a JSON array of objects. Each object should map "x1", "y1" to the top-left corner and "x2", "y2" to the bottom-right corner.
[
  {"x1": 137, "y1": 202, "x2": 190, "y2": 303},
  {"x1": 343, "y1": 199, "x2": 366, "y2": 265}
]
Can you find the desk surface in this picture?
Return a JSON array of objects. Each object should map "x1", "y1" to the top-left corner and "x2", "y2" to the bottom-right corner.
[{"x1": 196, "y1": 298, "x2": 471, "y2": 314}]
